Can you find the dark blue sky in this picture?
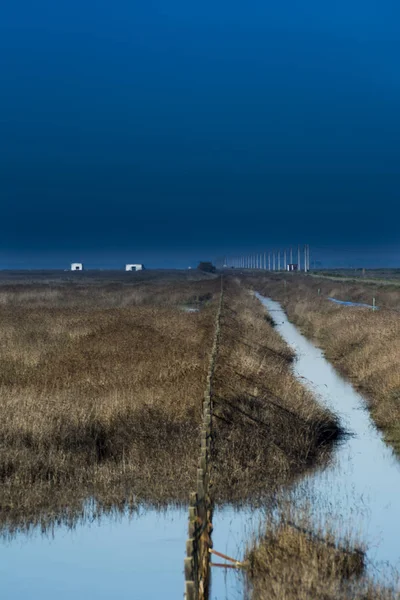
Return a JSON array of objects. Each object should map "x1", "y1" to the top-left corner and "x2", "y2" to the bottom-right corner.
[{"x1": 1, "y1": 1, "x2": 399, "y2": 268}]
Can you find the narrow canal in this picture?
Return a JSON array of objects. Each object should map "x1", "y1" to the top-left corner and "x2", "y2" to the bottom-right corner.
[{"x1": 256, "y1": 294, "x2": 400, "y2": 574}]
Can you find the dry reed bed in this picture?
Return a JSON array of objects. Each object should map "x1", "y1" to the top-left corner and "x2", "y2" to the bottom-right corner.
[
  {"x1": 2, "y1": 273, "x2": 395, "y2": 596},
  {"x1": 0, "y1": 273, "x2": 341, "y2": 531},
  {"x1": 247, "y1": 274, "x2": 400, "y2": 453},
  {"x1": 246, "y1": 511, "x2": 399, "y2": 599},
  {"x1": 212, "y1": 278, "x2": 341, "y2": 502},
  {"x1": 0, "y1": 276, "x2": 221, "y2": 534}
]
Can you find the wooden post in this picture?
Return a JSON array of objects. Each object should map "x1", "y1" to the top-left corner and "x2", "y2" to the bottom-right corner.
[
  {"x1": 185, "y1": 581, "x2": 196, "y2": 600},
  {"x1": 184, "y1": 281, "x2": 222, "y2": 600}
]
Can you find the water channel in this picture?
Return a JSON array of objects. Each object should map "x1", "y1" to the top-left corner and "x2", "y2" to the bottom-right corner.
[
  {"x1": 256, "y1": 294, "x2": 400, "y2": 576},
  {"x1": 2, "y1": 294, "x2": 400, "y2": 598}
]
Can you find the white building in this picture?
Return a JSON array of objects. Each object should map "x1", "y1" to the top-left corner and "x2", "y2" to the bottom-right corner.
[
  {"x1": 71, "y1": 263, "x2": 83, "y2": 271},
  {"x1": 125, "y1": 264, "x2": 144, "y2": 272}
]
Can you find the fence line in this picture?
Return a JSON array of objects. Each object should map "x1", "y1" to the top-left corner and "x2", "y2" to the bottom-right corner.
[{"x1": 184, "y1": 277, "x2": 223, "y2": 600}]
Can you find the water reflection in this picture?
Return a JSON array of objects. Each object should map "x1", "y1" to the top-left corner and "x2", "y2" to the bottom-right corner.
[
  {"x1": 0, "y1": 507, "x2": 187, "y2": 600},
  {"x1": 256, "y1": 294, "x2": 400, "y2": 576}
]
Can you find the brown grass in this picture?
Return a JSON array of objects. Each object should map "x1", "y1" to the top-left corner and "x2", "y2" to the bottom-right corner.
[
  {"x1": 246, "y1": 273, "x2": 400, "y2": 454},
  {"x1": 0, "y1": 272, "x2": 342, "y2": 535},
  {"x1": 2, "y1": 271, "x2": 398, "y2": 596},
  {"x1": 0, "y1": 275, "x2": 220, "y2": 534},
  {"x1": 246, "y1": 509, "x2": 399, "y2": 599},
  {"x1": 212, "y1": 278, "x2": 341, "y2": 502}
]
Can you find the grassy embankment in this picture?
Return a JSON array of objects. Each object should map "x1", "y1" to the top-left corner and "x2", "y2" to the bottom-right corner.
[
  {"x1": 310, "y1": 268, "x2": 400, "y2": 286},
  {"x1": 248, "y1": 273, "x2": 400, "y2": 454}
]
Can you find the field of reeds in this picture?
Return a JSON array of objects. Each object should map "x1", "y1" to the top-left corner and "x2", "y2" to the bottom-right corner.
[
  {"x1": 0, "y1": 273, "x2": 220, "y2": 533},
  {"x1": 1, "y1": 270, "x2": 399, "y2": 597},
  {"x1": 212, "y1": 277, "x2": 340, "y2": 501},
  {"x1": 247, "y1": 272, "x2": 400, "y2": 454},
  {"x1": 0, "y1": 271, "x2": 340, "y2": 532}
]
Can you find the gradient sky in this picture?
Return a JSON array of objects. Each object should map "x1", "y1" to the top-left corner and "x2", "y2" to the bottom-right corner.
[{"x1": 1, "y1": 1, "x2": 399, "y2": 268}]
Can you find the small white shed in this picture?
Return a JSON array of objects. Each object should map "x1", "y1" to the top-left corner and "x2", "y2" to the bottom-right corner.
[
  {"x1": 125, "y1": 264, "x2": 143, "y2": 272},
  {"x1": 71, "y1": 263, "x2": 83, "y2": 271}
]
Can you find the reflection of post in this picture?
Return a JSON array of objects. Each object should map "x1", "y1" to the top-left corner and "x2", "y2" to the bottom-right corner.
[
  {"x1": 268, "y1": 252, "x2": 271, "y2": 271},
  {"x1": 298, "y1": 245, "x2": 301, "y2": 271},
  {"x1": 304, "y1": 245, "x2": 307, "y2": 273},
  {"x1": 264, "y1": 252, "x2": 266, "y2": 270},
  {"x1": 273, "y1": 251, "x2": 276, "y2": 271},
  {"x1": 290, "y1": 247, "x2": 293, "y2": 264},
  {"x1": 284, "y1": 249, "x2": 287, "y2": 272},
  {"x1": 278, "y1": 250, "x2": 281, "y2": 271}
]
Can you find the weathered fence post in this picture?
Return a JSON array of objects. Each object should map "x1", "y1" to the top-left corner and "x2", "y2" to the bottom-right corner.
[{"x1": 184, "y1": 277, "x2": 223, "y2": 600}]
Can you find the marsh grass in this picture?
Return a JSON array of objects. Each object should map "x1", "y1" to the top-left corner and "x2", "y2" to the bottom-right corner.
[
  {"x1": 2, "y1": 272, "x2": 394, "y2": 597},
  {"x1": 212, "y1": 279, "x2": 341, "y2": 502},
  {"x1": 245, "y1": 508, "x2": 399, "y2": 599},
  {"x1": 0, "y1": 275, "x2": 221, "y2": 534},
  {"x1": 0, "y1": 273, "x2": 340, "y2": 540}
]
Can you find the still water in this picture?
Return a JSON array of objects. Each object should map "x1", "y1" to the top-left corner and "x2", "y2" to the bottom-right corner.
[
  {"x1": 0, "y1": 508, "x2": 187, "y2": 600},
  {"x1": 2, "y1": 295, "x2": 400, "y2": 598},
  {"x1": 256, "y1": 294, "x2": 400, "y2": 575}
]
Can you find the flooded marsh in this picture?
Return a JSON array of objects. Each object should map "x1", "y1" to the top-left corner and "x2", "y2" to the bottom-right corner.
[{"x1": 1, "y1": 272, "x2": 399, "y2": 598}]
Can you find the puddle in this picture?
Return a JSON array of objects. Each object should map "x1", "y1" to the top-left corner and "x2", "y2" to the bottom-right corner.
[
  {"x1": 181, "y1": 306, "x2": 200, "y2": 313},
  {"x1": 256, "y1": 293, "x2": 400, "y2": 576},
  {"x1": 327, "y1": 297, "x2": 378, "y2": 309}
]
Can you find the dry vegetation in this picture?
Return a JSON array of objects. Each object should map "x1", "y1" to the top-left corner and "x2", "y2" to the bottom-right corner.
[
  {"x1": 1, "y1": 270, "x2": 398, "y2": 597},
  {"x1": 248, "y1": 273, "x2": 400, "y2": 454},
  {"x1": 212, "y1": 277, "x2": 340, "y2": 502},
  {"x1": 0, "y1": 272, "x2": 341, "y2": 534},
  {"x1": 246, "y1": 509, "x2": 399, "y2": 599},
  {"x1": 0, "y1": 274, "x2": 220, "y2": 534}
]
